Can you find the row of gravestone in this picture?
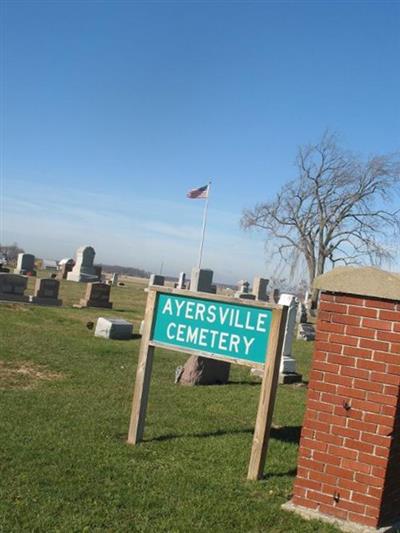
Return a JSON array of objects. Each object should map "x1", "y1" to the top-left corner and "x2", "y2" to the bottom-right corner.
[{"x1": 0, "y1": 274, "x2": 113, "y2": 309}]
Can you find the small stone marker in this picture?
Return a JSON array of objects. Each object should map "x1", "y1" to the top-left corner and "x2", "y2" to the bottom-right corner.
[
  {"x1": 111, "y1": 273, "x2": 119, "y2": 285},
  {"x1": 0, "y1": 273, "x2": 29, "y2": 302},
  {"x1": 149, "y1": 274, "x2": 165, "y2": 286},
  {"x1": 95, "y1": 317, "x2": 133, "y2": 340},
  {"x1": 277, "y1": 293, "x2": 302, "y2": 384},
  {"x1": 14, "y1": 253, "x2": 36, "y2": 275},
  {"x1": 177, "y1": 271, "x2": 186, "y2": 289},
  {"x1": 67, "y1": 245, "x2": 99, "y2": 282},
  {"x1": 78, "y1": 282, "x2": 112, "y2": 308},
  {"x1": 29, "y1": 278, "x2": 62, "y2": 306}
]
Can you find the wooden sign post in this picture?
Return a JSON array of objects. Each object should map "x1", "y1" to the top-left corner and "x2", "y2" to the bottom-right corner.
[{"x1": 128, "y1": 287, "x2": 287, "y2": 480}]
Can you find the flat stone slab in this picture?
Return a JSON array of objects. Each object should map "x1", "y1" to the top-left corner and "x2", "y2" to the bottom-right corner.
[
  {"x1": 0, "y1": 294, "x2": 30, "y2": 303},
  {"x1": 94, "y1": 317, "x2": 133, "y2": 340},
  {"x1": 282, "y1": 501, "x2": 400, "y2": 533}
]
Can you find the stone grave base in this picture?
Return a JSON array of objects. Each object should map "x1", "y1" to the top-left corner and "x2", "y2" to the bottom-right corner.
[
  {"x1": 278, "y1": 372, "x2": 303, "y2": 384},
  {"x1": 282, "y1": 501, "x2": 400, "y2": 533},
  {"x1": 29, "y1": 296, "x2": 62, "y2": 306},
  {"x1": 0, "y1": 294, "x2": 30, "y2": 303}
]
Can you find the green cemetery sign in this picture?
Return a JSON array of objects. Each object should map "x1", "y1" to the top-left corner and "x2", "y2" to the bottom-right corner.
[
  {"x1": 151, "y1": 293, "x2": 272, "y2": 365},
  {"x1": 128, "y1": 287, "x2": 288, "y2": 481}
]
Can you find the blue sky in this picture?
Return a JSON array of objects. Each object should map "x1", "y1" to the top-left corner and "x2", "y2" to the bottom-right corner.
[{"x1": 2, "y1": 1, "x2": 399, "y2": 283}]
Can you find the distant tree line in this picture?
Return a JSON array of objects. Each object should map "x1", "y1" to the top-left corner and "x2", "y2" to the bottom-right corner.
[{"x1": 100, "y1": 264, "x2": 151, "y2": 278}]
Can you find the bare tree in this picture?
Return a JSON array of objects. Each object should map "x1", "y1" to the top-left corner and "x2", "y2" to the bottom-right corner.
[{"x1": 241, "y1": 132, "x2": 400, "y2": 307}]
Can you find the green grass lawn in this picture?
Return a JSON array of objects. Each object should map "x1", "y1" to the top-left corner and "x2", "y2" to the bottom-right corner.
[{"x1": 0, "y1": 276, "x2": 339, "y2": 532}]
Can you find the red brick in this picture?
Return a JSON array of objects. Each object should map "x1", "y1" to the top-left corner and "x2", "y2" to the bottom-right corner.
[
  {"x1": 332, "y1": 313, "x2": 361, "y2": 326},
  {"x1": 333, "y1": 426, "x2": 360, "y2": 440},
  {"x1": 309, "y1": 370, "x2": 324, "y2": 382},
  {"x1": 319, "y1": 321, "x2": 346, "y2": 334},
  {"x1": 317, "y1": 432, "x2": 344, "y2": 447},
  {"x1": 391, "y1": 343, "x2": 400, "y2": 354},
  {"x1": 340, "y1": 366, "x2": 370, "y2": 380},
  {"x1": 344, "y1": 345, "x2": 373, "y2": 359},
  {"x1": 315, "y1": 331, "x2": 330, "y2": 342},
  {"x1": 393, "y1": 322, "x2": 400, "y2": 333},
  {"x1": 321, "y1": 393, "x2": 345, "y2": 406},
  {"x1": 333, "y1": 404, "x2": 363, "y2": 420},
  {"x1": 383, "y1": 384, "x2": 399, "y2": 396},
  {"x1": 300, "y1": 437, "x2": 328, "y2": 453},
  {"x1": 359, "y1": 338, "x2": 390, "y2": 352},
  {"x1": 305, "y1": 419, "x2": 330, "y2": 433},
  {"x1": 320, "y1": 302, "x2": 348, "y2": 314},
  {"x1": 291, "y1": 495, "x2": 319, "y2": 510},
  {"x1": 362, "y1": 318, "x2": 392, "y2": 331},
  {"x1": 374, "y1": 352, "x2": 400, "y2": 365},
  {"x1": 364, "y1": 299, "x2": 396, "y2": 310},
  {"x1": 355, "y1": 472, "x2": 383, "y2": 488},
  {"x1": 347, "y1": 419, "x2": 377, "y2": 434},
  {"x1": 309, "y1": 470, "x2": 338, "y2": 486},
  {"x1": 362, "y1": 432, "x2": 391, "y2": 447},
  {"x1": 344, "y1": 439, "x2": 375, "y2": 454},
  {"x1": 327, "y1": 354, "x2": 355, "y2": 367},
  {"x1": 320, "y1": 293, "x2": 336, "y2": 302},
  {"x1": 372, "y1": 371, "x2": 400, "y2": 386},
  {"x1": 318, "y1": 310, "x2": 332, "y2": 322},
  {"x1": 364, "y1": 412, "x2": 394, "y2": 426},
  {"x1": 308, "y1": 399, "x2": 334, "y2": 413},
  {"x1": 348, "y1": 306, "x2": 378, "y2": 318},
  {"x1": 297, "y1": 457, "x2": 325, "y2": 472},
  {"x1": 357, "y1": 359, "x2": 386, "y2": 372},
  {"x1": 346, "y1": 326, "x2": 375, "y2": 339},
  {"x1": 371, "y1": 466, "x2": 386, "y2": 479},
  {"x1": 336, "y1": 498, "x2": 366, "y2": 514},
  {"x1": 336, "y1": 295, "x2": 365, "y2": 305},
  {"x1": 313, "y1": 361, "x2": 340, "y2": 374},
  {"x1": 313, "y1": 451, "x2": 341, "y2": 466},
  {"x1": 358, "y1": 453, "x2": 388, "y2": 469},
  {"x1": 325, "y1": 373, "x2": 353, "y2": 387},
  {"x1": 387, "y1": 364, "x2": 400, "y2": 375},
  {"x1": 327, "y1": 445, "x2": 358, "y2": 460},
  {"x1": 379, "y1": 310, "x2": 400, "y2": 321},
  {"x1": 330, "y1": 334, "x2": 359, "y2": 346},
  {"x1": 337, "y1": 385, "x2": 366, "y2": 401},
  {"x1": 306, "y1": 490, "x2": 334, "y2": 505},
  {"x1": 315, "y1": 341, "x2": 343, "y2": 354},
  {"x1": 353, "y1": 379, "x2": 384, "y2": 393},
  {"x1": 311, "y1": 381, "x2": 337, "y2": 394},
  {"x1": 294, "y1": 477, "x2": 322, "y2": 491},
  {"x1": 342, "y1": 459, "x2": 371, "y2": 474},
  {"x1": 353, "y1": 492, "x2": 379, "y2": 509},
  {"x1": 351, "y1": 398, "x2": 381, "y2": 414},
  {"x1": 319, "y1": 504, "x2": 349, "y2": 521},
  {"x1": 366, "y1": 392, "x2": 398, "y2": 406},
  {"x1": 326, "y1": 465, "x2": 355, "y2": 480},
  {"x1": 377, "y1": 330, "x2": 400, "y2": 343},
  {"x1": 321, "y1": 484, "x2": 351, "y2": 501}
]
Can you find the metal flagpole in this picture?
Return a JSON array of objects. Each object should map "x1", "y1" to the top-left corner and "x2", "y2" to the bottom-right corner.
[{"x1": 197, "y1": 180, "x2": 211, "y2": 270}]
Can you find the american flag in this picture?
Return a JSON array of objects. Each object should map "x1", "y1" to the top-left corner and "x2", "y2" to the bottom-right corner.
[{"x1": 186, "y1": 184, "x2": 209, "y2": 199}]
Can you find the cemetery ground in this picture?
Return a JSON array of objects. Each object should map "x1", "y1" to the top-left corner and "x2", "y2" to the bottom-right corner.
[{"x1": 0, "y1": 276, "x2": 339, "y2": 532}]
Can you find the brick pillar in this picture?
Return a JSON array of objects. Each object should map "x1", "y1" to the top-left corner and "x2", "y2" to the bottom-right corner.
[{"x1": 283, "y1": 267, "x2": 400, "y2": 531}]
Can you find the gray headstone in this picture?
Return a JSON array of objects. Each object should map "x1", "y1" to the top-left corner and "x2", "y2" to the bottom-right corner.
[
  {"x1": 79, "y1": 282, "x2": 112, "y2": 308},
  {"x1": 29, "y1": 278, "x2": 62, "y2": 306},
  {"x1": 67, "y1": 246, "x2": 99, "y2": 282},
  {"x1": 15, "y1": 253, "x2": 35, "y2": 275},
  {"x1": 149, "y1": 274, "x2": 165, "y2": 287},
  {"x1": 190, "y1": 268, "x2": 214, "y2": 293},
  {"x1": 253, "y1": 277, "x2": 269, "y2": 301},
  {"x1": 94, "y1": 317, "x2": 133, "y2": 340}
]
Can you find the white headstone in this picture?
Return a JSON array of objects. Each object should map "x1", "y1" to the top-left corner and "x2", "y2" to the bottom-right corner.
[{"x1": 67, "y1": 246, "x2": 99, "y2": 282}]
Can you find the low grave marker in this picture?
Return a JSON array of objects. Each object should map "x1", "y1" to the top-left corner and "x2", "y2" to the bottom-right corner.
[
  {"x1": 78, "y1": 282, "x2": 112, "y2": 308},
  {"x1": 29, "y1": 278, "x2": 62, "y2": 306},
  {"x1": 128, "y1": 286, "x2": 287, "y2": 480},
  {"x1": 0, "y1": 273, "x2": 29, "y2": 302}
]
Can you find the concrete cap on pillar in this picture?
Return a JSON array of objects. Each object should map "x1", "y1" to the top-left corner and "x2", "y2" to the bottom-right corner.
[{"x1": 313, "y1": 266, "x2": 400, "y2": 301}]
